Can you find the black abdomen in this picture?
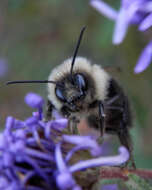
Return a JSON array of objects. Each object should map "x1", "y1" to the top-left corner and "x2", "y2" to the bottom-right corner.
[{"x1": 105, "y1": 78, "x2": 132, "y2": 132}]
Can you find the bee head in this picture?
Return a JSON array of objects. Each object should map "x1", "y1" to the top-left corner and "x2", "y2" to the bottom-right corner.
[{"x1": 55, "y1": 72, "x2": 87, "y2": 110}]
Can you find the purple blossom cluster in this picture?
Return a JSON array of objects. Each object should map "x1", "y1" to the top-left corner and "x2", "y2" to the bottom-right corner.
[
  {"x1": 90, "y1": 0, "x2": 152, "y2": 73},
  {"x1": 0, "y1": 92, "x2": 129, "y2": 190}
]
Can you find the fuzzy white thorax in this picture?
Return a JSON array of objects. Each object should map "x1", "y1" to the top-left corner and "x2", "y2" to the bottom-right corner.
[{"x1": 48, "y1": 57, "x2": 110, "y2": 109}]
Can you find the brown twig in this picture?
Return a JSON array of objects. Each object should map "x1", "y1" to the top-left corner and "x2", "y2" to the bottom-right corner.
[{"x1": 100, "y1": 167, "x2": 152, "y2": 181}]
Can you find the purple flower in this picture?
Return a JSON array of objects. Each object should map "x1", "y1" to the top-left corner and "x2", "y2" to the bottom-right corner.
[
  {"x1": 90, "y1": 0, "x2": 117, "y2": 20},
  {"x1": 90, "y1": 0, "x2": 152, "y2": 73},
  {"x1": 24, "y1": 92, "x2": 44, "y2": 109},
  {"x1": 102, "y1": 184, "x2": 118, "y2": 190},
  {"x1": 139, "y1": 12, "x2": 152, "y2": 31},
  {"x1": 0, "y1": 93, "x2": 67, "y2": 189},
  {"x1": 55, "y1": 142, "x2": 128, "y2": 190},
  {"x1": 69, "y1": 146, "x2": 129, "y2": 173},
  {"x1": 24, "y1": 92, "x2": 44, "y2": 119},
  {"x1": 112, "y1": 0, "x2": 143, "y2": 44},
  {"x1": 0, "y1": 92, "x2": 130, "y2": 189},
  {"x1": 63, "y1": 135, "x2": 102, "y2": 157},
  {"x1": 55, "y1": 143, "x2": 81, "y2": 190},
  {"x1": 134, "y1": 40, "x2": 152, "y2": 73},
  {"x1": 90, "y1": 0, "x2": 152, "y2": 44}
]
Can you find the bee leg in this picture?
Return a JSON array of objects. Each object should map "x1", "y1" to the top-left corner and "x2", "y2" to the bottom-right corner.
[
  {"x1": 45, "y1": 100, "x2": 54, "y2": 121},
  {"x1": 106, "y1": 95, "x2": 120, "y2": 106},
  {"x1": 106, "y1": 126, "x2": 136, "y2": 169},
  {"x1": 122, "y1": 99, "x2": 136, "y2": 169},
  {"x1": 98, "y1": 101, "x2": 106, "y2": 136},
  {"x1": 106, "y1": 106, "x2": 123, "y2": 112},
  {"x1": 117, "y1": 122, "x2": 136, "y2": 169},
  {"x1": 68, "y1": 116, "x2": 79, "y2": 134}
]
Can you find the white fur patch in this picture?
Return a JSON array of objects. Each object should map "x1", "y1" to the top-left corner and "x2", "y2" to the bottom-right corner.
[{"x1": 48, "y1": 57, "x2": 110, "y2": 109}]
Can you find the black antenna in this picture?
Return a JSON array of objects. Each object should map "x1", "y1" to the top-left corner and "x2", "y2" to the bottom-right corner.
[
  {"x1": 70, "y1": 26, "x2": 86, "y2": 79},
  {"x1": 6, "y1": 80, "x2": 64, "y2": 88},
  {"x1": 6, "y1": 27, "x2": 86, "y2": 88}
]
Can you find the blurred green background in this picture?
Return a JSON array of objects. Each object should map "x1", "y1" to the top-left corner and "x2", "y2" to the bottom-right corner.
[{"x1": 0, "y1": 0, "x2": 152, "y2": 169}]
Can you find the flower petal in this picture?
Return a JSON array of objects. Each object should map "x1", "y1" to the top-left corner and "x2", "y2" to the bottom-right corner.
[
  {"x1": 24, "y1": 92, "x2": 44, "y2": 109},
  {"x1": 112, "y1": 7, "x2": 130, "y2": 44},
  {"x1": 52, "y1": 110, "x2": 63, "y2": 119},
  {"x1": 3, "y1": 152, "x2": 14, "y2": 168},
  {"x1": 121, "y1": 0, "x2": 131, "y2": 8},
  {"x1": 69, "y1": 146, "x2": 129, "y2": 173},
  {"x1": 55, "y1": 143, "x2": 81, "y2": 190},
  {"x1": 102, "y1": 184, "x2": 118, "y2": 190},
  {"x1": 55, "y1": 143, "x2": 67, "y2": 172},
  {"x1": 140, "y1": 2, "x2": 152, "y2": 12},
  {"x1": 5, "y1": 116, "x2": 15, "y2": 133},
  {"x1": 63, "y1": 135, "x2": 102, "y2": 156},
  {"x1": 134, "y1": 41, "x2": 152, "y2": 73},
  {"x1": 0, "y1": 134, "x2": 6, "y2": 148},
  {"x1": 25, "y1": 116, "x2": 38, "y2": 126},
  {"x1": 25, "y1": 93, "x2": 44, "y2": 120},
  {"x1": 113, "y1": 0, "x2": 140, "y2": 44},
  {"x1": 51, "y1": 119, "x2": 68, "y2": 130},
  {"x1": 90, "y1": 0, "x2": 117, "y2": 20},
  {"x1": 56, "y1": 172, "x2": 80, "y2": 190},
  {"x1": 0, "y1": 177, "x2": 9, "y2": 188},
  {"x1": 139, "y1": 13, "x2": 152, "y2": 31}
]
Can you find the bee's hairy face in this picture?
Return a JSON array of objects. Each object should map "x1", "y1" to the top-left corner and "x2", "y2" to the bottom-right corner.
[{"x1": 55, "y1": 73, "x2": 88, "y2": 110}]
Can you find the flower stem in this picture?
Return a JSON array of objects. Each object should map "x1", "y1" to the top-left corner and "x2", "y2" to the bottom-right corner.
[{"x1": 100, "y1": 167, "x2": 152, "y2": 180}]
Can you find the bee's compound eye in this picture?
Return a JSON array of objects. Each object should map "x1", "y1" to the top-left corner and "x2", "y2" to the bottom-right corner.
[
  {"x1": 55, "y1": 87, "x2": 66, "y2": 102},
  {"x1": 75, "y1": 74, "x2": 86, "y2": 90}
]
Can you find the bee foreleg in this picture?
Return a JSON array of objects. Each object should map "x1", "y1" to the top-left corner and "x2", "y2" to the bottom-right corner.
[
  {"x1": 45, "y1": 100, "x2": 55, "y2": 121},
  {"x1": 106, "y1": 124, "x2": 136, "y2": 169},
  {"x1": 117, "y1": 121, "x2": 136, "y2": 169},
  {"x1": 68, "y1": 116, "x2": 79, "y2": 134},
  {"x1": 98, "y1": 101, "x2": 106, "y2": 136}
]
